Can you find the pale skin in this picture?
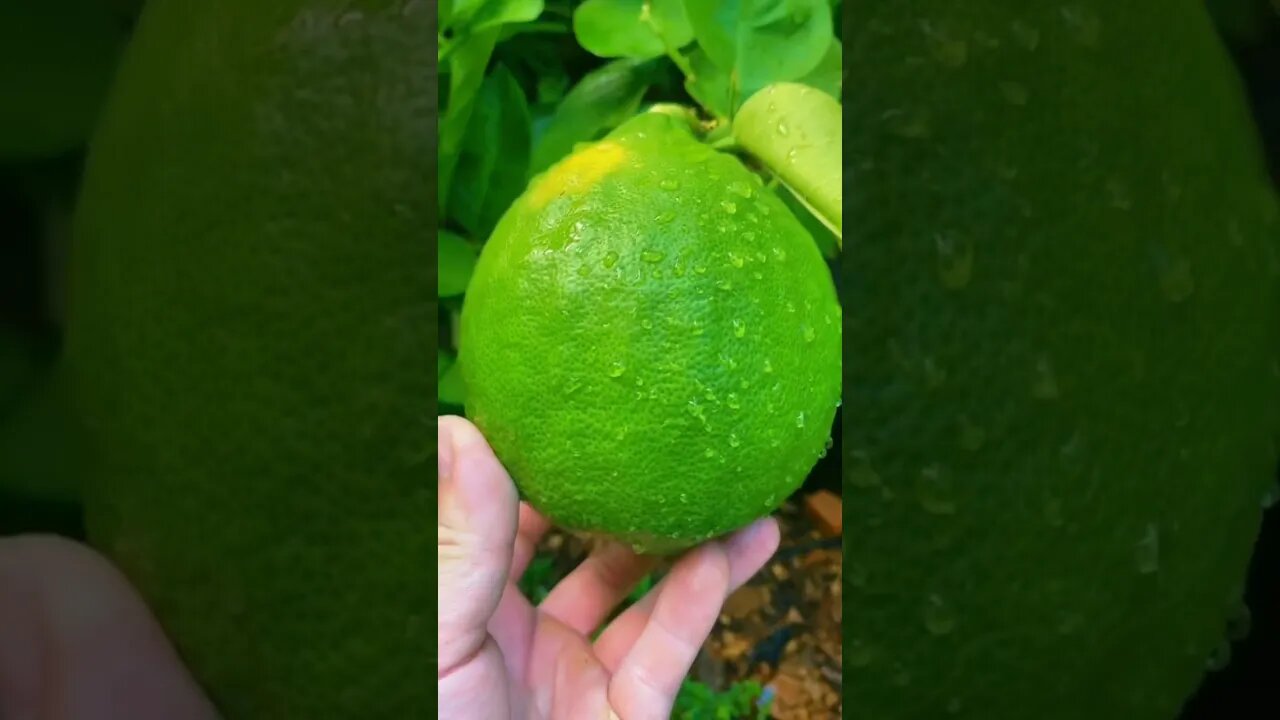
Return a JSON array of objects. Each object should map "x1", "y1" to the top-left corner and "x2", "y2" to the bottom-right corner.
[
  {"x1": 0, "y1": 415, "x2": 778, "y2": 720},
  {"x1": 437, "y1": 415, "x2": 781, "y2": 719}
]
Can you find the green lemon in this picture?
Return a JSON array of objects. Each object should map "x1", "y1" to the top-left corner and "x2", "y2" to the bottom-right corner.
[
  {"x1": 848, "y1": 3, "x2": 1280, "y2": 719},
  {"x1": 64, "y1": 1, "x2": 432, "y2": 717},
  {"x1": 460, "y1": 111, "x2": 842, "y2": 553}
]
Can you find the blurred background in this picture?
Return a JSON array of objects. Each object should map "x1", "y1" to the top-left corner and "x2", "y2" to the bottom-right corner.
[{"x1": 0, "y1": 1, "x2": 1276, "y2": 719}]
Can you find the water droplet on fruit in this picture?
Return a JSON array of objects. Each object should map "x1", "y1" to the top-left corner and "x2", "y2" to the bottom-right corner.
[
  {"x1": 795, "y1": 412, "x2": 806, "y2": 428},
  {"x1": 1262, "y1": 481, "x2": 1279, "y2": 509},
  {"x1": 576, "y1": 265, "x2": 590, "y2": 277},
  {"x1": 728, "y1": 251, "x2": 744, "y2": 268},
  {"x1": 729, "y1": 180, "x2": 753, "y2": 198},
  {"x1": 726, "y1": 393, "x2": 740, "y2": 410},
  {"x1": 1158, "y1": 254, "x2": 1195, "y2": 302},
  {"x1": 999, "y1": 81, "x2": 1029, "y2": 106},
  {"x1": 1104, "y1": 177, "x2": 1132, "y2": 210},
  {"x1": 923, "y1": 357, "x2": 946, "y2": 388},
  {"x1": 921, "y1": 21, "x2": 968, "y2": 67},
  {"x1": 732, "y1": 319, "x2": 746, "y2": 338},
  {"x1": 763, "y1": 359, "x2": 774, "y2": 374},
  {"x1": 1056, "y1": 611, "x2": 1083, "y2": 635},
  {"x1": 1226, "y1": 600, "x2": 1252, "y2": 641},
  {"x1": 728, "y1": 433, "x2": 741, "y2": 448},
  {"x1": 704, "y1": 447, "x2": 716, "y2": 459},
  {"x1": 923, "y1": 594, "x2": 957, "y2": 635},
  {"x1": 1134, "y1": 522, "x2": 1160, "y2": 574},
  {"x1": 882, "y1": 108, "x2": 931, "y2": 139},
  {"x1": 694, "y1": 264, "x2": 708, "y2": 275},
  {"x1": 786, "y1": 148, "x2": 799, "y2": 164},
  {"x1": 849, "y1": 562, "x2": 868, "y2": 588},
  {"x1": 802, "y1": 325, "x2": 816, "y2": 342},
  {"x1": 607, "y1": 361, "x2": 626, "y2": 378},
  {"x1": 640, "y1": 249, "x2": 664, "y2": 263},
  {"x1": 721, "y1": 200, "x2": 738, "y2": 215},
  {"x1": 687, "y1": 400, "x2": 707, "y2": 423},
  {"x1": 1206, "y1": 640, "x2": 1232, "y2": 672},
  {"x1": 641, "y1": 319, "x2": 653, "y2": 329},
  {"x1": 1043, "y1": 497, "x2": 1065, "y2": 527},
  {"x1": 1031, "y1": 355, "x2": 1060, "y2": 399},
  {"x1": 1060, "y1": 4, "x2": 1101, "y2": 46},
  {"x1": 1011, "y1": 20, "x2": 1040, "y2": 49},
  {"x1": 850, "y1": 450, "x2": 882, "y2": 489},
  {"x1": 776, "y1": 120, "x2": 790, "y2": 136},
  {"x1": 659, "y1": 178, "x2": 680, "y2": 190},
  {"x1": 655, "y1": 211, "x2": 676, "y2": 225},
  {"x1": 934, "y1": 232, "x2": 974, "y2": 289},
  {"x1": 849, "y1": 639, "x2": 874, "y2": 667},
  {"x1": 957, "y1": 415, "x2": 986, "y2": 451},
  {"x1": 915, "y1": 464, "x2": 957, "y2": 514},
  {"x1": 771, "y1": 246, "x2": 787, "y2": 261},
  {"x1": 680, "y1": 492, "x2": 689, "y2": 503},
  {"x1": 717, "y1": 279, "x2": 733, "y2": 291},
  {"x1": 602, "y1": 251, "x2": 619, "y2": 268}
]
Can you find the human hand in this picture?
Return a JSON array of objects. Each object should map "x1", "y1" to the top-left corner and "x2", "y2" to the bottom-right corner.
[
  {"x1": 437, "y1": 416, "x2": 781, "y2": 720},
  {"x1": 0, "y1": 534, "x2": 219, "y2": 720}
]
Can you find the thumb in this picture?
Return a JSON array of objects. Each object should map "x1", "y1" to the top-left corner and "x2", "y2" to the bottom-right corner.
[{"x1": 437, "y1": 415, "x2": 518, "y2": 676}]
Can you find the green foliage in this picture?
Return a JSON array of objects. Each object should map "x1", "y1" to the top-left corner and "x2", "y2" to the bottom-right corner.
[
  {"x1": 530, "y1": 58, "x2": 658, "y2": 173},
  {"x1": 0, "y1": 0, "x2": 126, "y2": 160},
  {"x1": 673, "y1": 679, "x2": 772, "y2": 720},
  {"x1": 682, "y1": 0, "x2": 830, "y2": 108},
  {"x1": 436, "y1": 0, "x2": 842, "y2": 326},
  {"x1": 573, "y1": 0, "x2": 694, "y2": 59},
  {"x1": 517, "y1": 554, "x2": 559, "y2": 603},
  {"x1": 448, "y1": 64, "x2": 532, "y2": 239}
]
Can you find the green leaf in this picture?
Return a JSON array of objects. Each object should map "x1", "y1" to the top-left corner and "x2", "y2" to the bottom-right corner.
[
  {"x1": 438, "y1": 230, "x2": 479, "y2": 297},
  {"x1": 650, "y1": 0, "x2": 696, "y2": 47},
  {"x1": 686, "y1": 34, "x2": 836, "y2": 119},
  {"x1": 530, "y1": 58, "x2": 654, "y2": 174},
  {"x1": 684, "y1": 0, "x2": 831, "y2": 95},
  {"x1": 776, "y1": 181, "x2": 838, "y2": 257},
  {"x1": 734, "y1": 82, "x2": 841, "y2": 244},
  {"x1": 448, "y1": 65, "x2": 532, "y2": 238},
  {"x1": 469, "y1": 0, "x2": 545, "y2": 33},
  {"x1": 439, "y1": 355, "x2": 469, "y2": 406},
  {"x1": 573, "y1": 0, "x2": 692, "y2": 59},
  {"x1": 439, "y1": 28, "x2": 501, "y2": 215},
  {"x1": 437, "y1": 350, "x2": 455, "y2": 383},
  {"x1": 445, "y1": 0, "x2": 493, "y2": 31},
  {"x1": 795, "y1": 37, "x2": 841, "y2": 100},
  {"x1": 0, "y1": 0, "x2": 126, "y2": 160},
  {"x1": 684, "y1": 46, "x2": 732, "y2": 119}
]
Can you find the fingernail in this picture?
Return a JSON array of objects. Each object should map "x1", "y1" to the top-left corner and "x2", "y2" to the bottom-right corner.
[{"x1": 438, "y1": 421, "x2": 454, "y2": 483}]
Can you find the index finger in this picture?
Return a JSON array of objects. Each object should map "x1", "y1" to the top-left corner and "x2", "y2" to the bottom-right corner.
[{"x1": 606, "y1": 542, "x2": 732, "y2": 720}]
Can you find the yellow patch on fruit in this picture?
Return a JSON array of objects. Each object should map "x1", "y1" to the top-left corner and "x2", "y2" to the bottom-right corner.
[{"x1": 527, "y1": 141, "x2": 628, "y2": 208}]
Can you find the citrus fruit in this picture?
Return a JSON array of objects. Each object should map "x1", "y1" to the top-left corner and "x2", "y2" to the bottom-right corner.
[
  {"x1": 848, "y1": 3, "x2": 1280, "y2": 719},
  {"x1": 459, "y1": 110, "x2": 842, "y2": 553},
  {"x1": 63, "y1": 0, "x2": 432, "y2": 716}
]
